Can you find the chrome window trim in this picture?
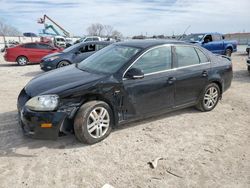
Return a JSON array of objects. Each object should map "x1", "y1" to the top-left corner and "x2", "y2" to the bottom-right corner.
[
  {"x1": 122, "y1": 44, "x2": 172, "y2": 79},
  {"x1": 143, "y1": 62, "x2": 210, "y2": 76},
  {"x1": 122, "y1": 44, "x2": 211, "y2": 80}
]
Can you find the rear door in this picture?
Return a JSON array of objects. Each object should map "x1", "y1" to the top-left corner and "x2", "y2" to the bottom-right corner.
[
  {"x1": 202, "y1": 34, "x2": 223, "y2": 54},
  {"x1": 36, "y1": 43, "x2": 55, "y2": 62},
  {"x1": 173, "y1": 45, "x2": 210, "y2": 107},
  {"x1": 22, "y1": 43, "x2": 40, "y2": 62}
]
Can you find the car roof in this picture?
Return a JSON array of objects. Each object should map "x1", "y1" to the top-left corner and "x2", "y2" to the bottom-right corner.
[
  {"x1": 79, "y1": 41, "x2": 112, "y2": 45},
  {"x1": 189, "y1": 32, "x2": 222, "y2": 35},
  {"x1": 115, "y1": 39, "x2": 189, "y2": 49}
]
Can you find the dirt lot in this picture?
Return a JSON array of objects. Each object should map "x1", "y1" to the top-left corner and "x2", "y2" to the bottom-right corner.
[{"x1": 0, "y1": 50, "x2": 249, "y2": 188}]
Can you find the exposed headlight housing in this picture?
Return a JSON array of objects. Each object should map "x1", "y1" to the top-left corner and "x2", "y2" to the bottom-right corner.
[
  {"x1": 25, "y1": 95, "x2": 59, "y2": 111},
  {"x1": 47, "y1": 56, "x2": 59, "y2": 61}
]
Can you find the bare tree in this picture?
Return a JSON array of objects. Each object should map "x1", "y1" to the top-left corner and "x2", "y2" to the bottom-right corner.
[
  {"x1": 0, "y1": 19, "x2": 21, "y2": 36},
  {"x1": 104, "y1": 25, "x2": 113, "y2": 37},
  {"x1": 86, "y1": 23, "x2": 123, "y2": 39},
  {"x1": 112, "y1": 30, "x2": 123, "y2": 39},
  {"x1": 86, "y1": 23, "x2": 104, "y2": 36}
]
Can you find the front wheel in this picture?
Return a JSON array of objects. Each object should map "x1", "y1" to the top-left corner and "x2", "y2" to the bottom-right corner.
[
  {"x1": 74, "y1": 101, "x2": 113, "y2": 144},
  {"x1": 196, "y1": 83, "x2": 220, "y2": 112},
  {"x1": 57, "y1": 61, "x2": 70, "y2": 68}
]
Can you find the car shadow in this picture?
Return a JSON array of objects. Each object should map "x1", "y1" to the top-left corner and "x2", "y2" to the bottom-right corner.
[
  {"x1": 0, "y1": 107, "x2": 199, "y2": 157},
  {"x1": 0, "y1": 63, "x2": 40, "y2": 67},
  {"x1": 233, "y1": 69, "x2": 250, "y2": 83},
  {"x1": 22, "y1": 70, "x2": 44, "y2": 77},
  {"x1": 234, "y1": 53, "x2": 248, "y2": 57},
  {"x1": 0, "y1": 63, "x2": 19, "y2": 67}
]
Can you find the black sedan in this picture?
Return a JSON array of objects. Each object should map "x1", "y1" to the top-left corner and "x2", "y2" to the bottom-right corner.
[
  {"x1": 40, "y1": 41, "x2": 112, "y2": 71},
  {"x1": 247, "y1": 52, "x2": 250, "y2": 73},
  {"x1": 18, "y1": 40, "x2": 232, "y2": 144}
]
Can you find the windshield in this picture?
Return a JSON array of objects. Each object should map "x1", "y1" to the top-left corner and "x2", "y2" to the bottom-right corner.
[
  {"x1": 62, "y1": 43, "x2": 82, "y2": 53},
  {"x1": 183, "y1": 34, "x2": 204, "y2": 42},
  {"x1": 78, "y1": 44, "x2": 141, "y2": 74},
  {"x1": 56, "y1": 38, "x2": 65, "y2": 42}
]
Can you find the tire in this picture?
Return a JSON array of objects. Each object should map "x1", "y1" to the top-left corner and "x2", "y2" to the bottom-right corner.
[
  {"x1": 17, "y1": 56, "x2": 28, "y2": 66},
  {"x1": 74, "y1": 101, "x2": 113, "y2": 144},
  {"x1": 248, "y1": 66, "x2": 250, "y2": 73},
  {"x1": 225, "y1": 48, "x2": 232, "y2": 57},
  {"x1": 57, "y1": 60, "x2": 70, "y2": 68},
  {"x1": 196, "y1": 83, "x2": 220, "y2": 112}
]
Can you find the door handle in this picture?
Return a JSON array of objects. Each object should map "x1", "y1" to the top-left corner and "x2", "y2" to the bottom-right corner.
[
  {"x1": 167, "y1": 77, "x2": 176, "y2": 84},
  {"x1": 202, "y1": 70, "x2": 208, "y2": 77}
]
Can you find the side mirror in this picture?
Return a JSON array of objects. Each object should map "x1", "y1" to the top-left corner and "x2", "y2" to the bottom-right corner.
[{"x1": 124, "y1": 68, "x2": 144, "y2": 79}]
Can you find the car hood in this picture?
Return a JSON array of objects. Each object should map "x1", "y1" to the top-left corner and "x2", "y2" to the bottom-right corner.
[
  {"x1": 43, "y1": 52, "x2": 64, "y2": 59},
  {"x1": 25, "y1": 65, "x2": 106, "y2": 97}
]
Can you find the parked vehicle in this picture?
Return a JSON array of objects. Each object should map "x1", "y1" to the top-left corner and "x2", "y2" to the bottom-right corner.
[
  {"x1": 23, "y1": 32, "x2": 37, "y2": 37},
  {"x1": 246, "y1": 42, "x2": 250, "y2": 55},
  {"x1": 247, "y1": 52, "x2": 250, "y2": 73},
  {"x1": 65, "y1": 38, "x2": 74, "y2": 48},
  {"x1": 40, "y1": 41, "x2": 112, "y2": 71},
  {"x1": 183, "y1": 33, "x2": 237, "y2": 57},
  {"x1": 4, "y1": 42, "x2": 61, "y2": 65},
  {"x1": 74, "y1": 36, "x2": 102, "y2": 44},
  {"x1": 1, "y1": 40, "x2": 20, "y2": 52},
  {"x1": 17, "y1": 40, "x2": 232, "y2": 144},
  {"x1": 53, "y1": 36, "x2": 66, "y2": 48}
]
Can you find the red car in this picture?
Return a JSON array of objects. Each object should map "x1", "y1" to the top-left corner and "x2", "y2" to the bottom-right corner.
[{"x1": 4, "y1": 42, "x2": 61, "y2": 65}]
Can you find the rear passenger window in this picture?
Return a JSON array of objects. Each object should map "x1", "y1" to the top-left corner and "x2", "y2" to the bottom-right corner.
[
  {"x1": 37, "y1": 43, "x2": 53, "y2": 50},
  {"x1": 24, "y1": 43, "x2": 38, "y2": 49},
  {"x1": 131, "y1": 46, "x2": 172, "y2": 74},
  {"x1": 175, "y1": 46, "x2": 200, "y2": 67},
  {"x1": 195, "y1": 48, "x2": 209, "y2": 63}
]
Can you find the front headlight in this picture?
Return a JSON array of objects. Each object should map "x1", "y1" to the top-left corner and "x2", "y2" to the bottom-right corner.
[
  {"x1": 25, "y1": 95, "x2": 59, "y2": 111},
  {"x1": 47, "y1": 56, "x2": 59, "y2": 61}
]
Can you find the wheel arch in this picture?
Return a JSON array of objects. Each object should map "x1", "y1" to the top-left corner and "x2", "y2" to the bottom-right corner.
[
  {"x1": 78, "y1": 93, "x2": 119, "y2": 126},
  {"x1": 209, "y1": 80, "x2": 223, "y2": 97},
  {"x1": 225, "y1": 45, "x2": 233, "y2": 53},
  {"x1": 57, "y1": 60, "x2": 71, "y2": 67},
  {"x1": 16, "y1": 55, "x2": 29, "y2": 62}
]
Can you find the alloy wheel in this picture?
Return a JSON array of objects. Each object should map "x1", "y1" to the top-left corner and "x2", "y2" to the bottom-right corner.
[
  {"x1": 203, "y1": 86, "x2": 219, "y2": 109},
  {"x1": 58, "y1": 61, "x2": 70, "y2": 67},
  {"x1": 87, "y1": 107, "x2": 110, "y2": 139},
  {"x1": 18, "y1": 57, "x2": 28, "y2": 65}
]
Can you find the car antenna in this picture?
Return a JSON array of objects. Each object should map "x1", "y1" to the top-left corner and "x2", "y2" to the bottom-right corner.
[{"x1": 178, "y1": 25, "x2": 191, "y2": 40}]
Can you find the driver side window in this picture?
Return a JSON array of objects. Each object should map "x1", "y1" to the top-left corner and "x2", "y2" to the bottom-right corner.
[
  {"x1": 204, "y1": 35, "x2": 212, "y2": 43},
  {"x1": 131, "y1": 46, "x2": 172, "y2": 74}
]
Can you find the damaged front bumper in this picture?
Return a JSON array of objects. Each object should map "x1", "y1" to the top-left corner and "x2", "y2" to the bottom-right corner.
[
  {"x1": 17, "y1": 89, "x2": 78, "y2": 140},
  {"x1": 18, "y1": 106, "x2": 68, "y2": 140}
]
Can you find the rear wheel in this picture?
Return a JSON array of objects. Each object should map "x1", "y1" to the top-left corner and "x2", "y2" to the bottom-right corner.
[
  {"x1": 225, "y1": 48, "x2": 232, "y2": 57},
  {"x1": 74, "y1": 101, "x2": 113, "y2": 144},
  {"x1": 196, "y1": 83, "x2": 220, "y2": 112},
  {"x1": 17, "y1": 56, "x2": 28, "y2": 66},
  {"x1": 57, "y1": 61, "x2": 70, "y2": 68}
]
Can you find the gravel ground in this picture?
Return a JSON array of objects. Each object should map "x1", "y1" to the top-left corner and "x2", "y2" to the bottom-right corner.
[{"x1": 0, "y1": 51, "x2": 249, "y2": 188}]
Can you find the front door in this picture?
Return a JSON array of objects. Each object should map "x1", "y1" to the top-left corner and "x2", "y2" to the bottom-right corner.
[
  {"x1": 122, "y1": 46, "x2": 175, "y2": 118},
  {"x1": 74, "y1": 44, "x2": 96, "y2": 63}
]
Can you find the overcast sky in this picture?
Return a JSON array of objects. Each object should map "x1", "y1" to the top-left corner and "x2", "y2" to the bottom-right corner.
[{"x1": 0, "y1": 0, "x2": 249, "y2": 37}]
